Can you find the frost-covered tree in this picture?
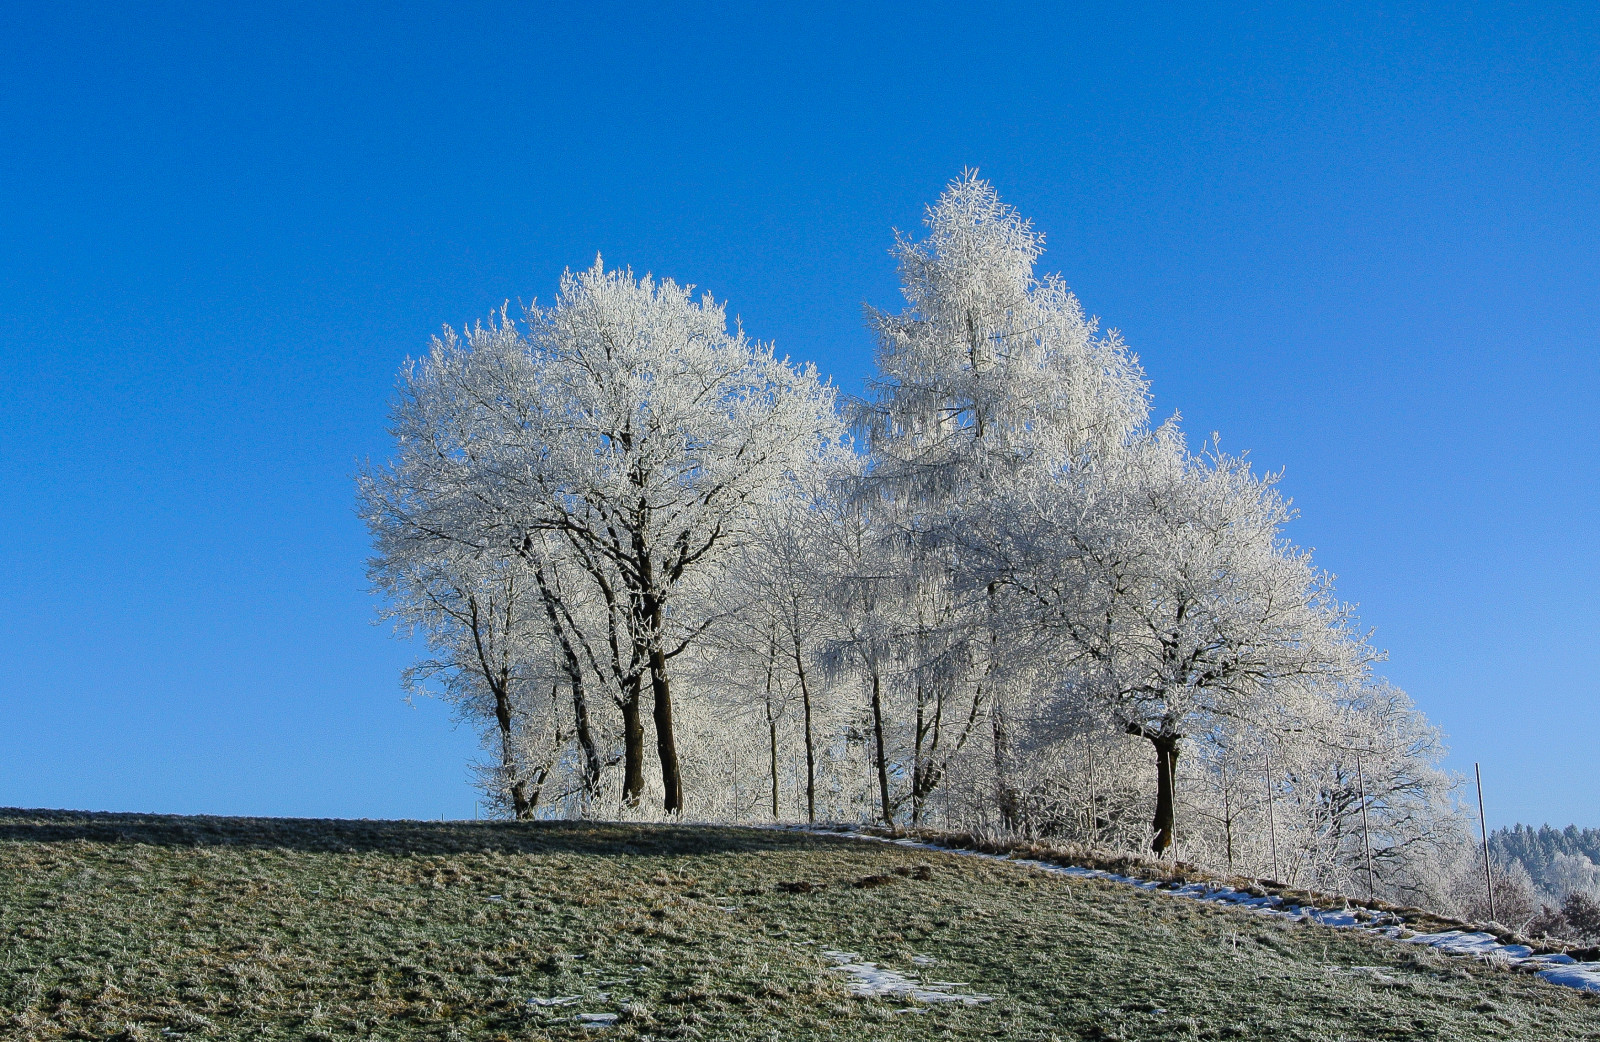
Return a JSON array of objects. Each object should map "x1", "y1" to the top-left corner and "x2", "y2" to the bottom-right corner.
[
  {"x1": 373, "y1": 262, "x2": 841, "y2": 813},
  {"x1": 815, "y1": 494, "x2": 908, "y2": 825},
  {"x1": 709, "y1": 469, "x2": 853, "y2": 821},
  {"x1": 977, "y1": 427, "x2": 1371, "y2": 854},
  {"x1": 860, "y1": 171, "x2": 1148, "y2": 487},
  {"x1": 356, "y1": 171, "x2": 1471, "y2": 918},
  {"x1": 1257, "y1": 681, "x2": 1463, "y2": 901},
  {"x1": 854, "y1": 172, "x2": 1150, "y2": 821},
  {"x1": 358, "y1": 477, "x2": 562, "y2": 819}
]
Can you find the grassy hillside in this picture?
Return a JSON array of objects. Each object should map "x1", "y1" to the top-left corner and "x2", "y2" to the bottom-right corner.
[{"x1": 1, "y1": 811, "x2": 1595, "y2": 1041}]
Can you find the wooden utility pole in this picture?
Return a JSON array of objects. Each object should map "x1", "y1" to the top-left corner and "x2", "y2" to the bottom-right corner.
[
  {"x1": 1263, "y1": 749, "x2": 1279, "y2": 882},
  {"x1": 1355, "y1": 750, "x2": 1375, "y2": 900},
  {"x1": 1476, "y1": 762, "x2": 1497, "y2": 923}
]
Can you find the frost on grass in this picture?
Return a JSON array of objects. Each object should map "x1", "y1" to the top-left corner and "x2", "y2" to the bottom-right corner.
[
  {"x1": 822, "y1": 950, "x2": 993, "y2": 1005},
  {"x1": 840, "y1": 830, "x2": 1600, "y2": 997}
]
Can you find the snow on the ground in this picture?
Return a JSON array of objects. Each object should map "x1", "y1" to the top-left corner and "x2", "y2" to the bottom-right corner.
[
  {"x1": 821, "y1": 949, "x2": 994, "y2": 1005},
  {"x1": 804, "y1": 828, "x2": 1600, "y2": 997},
  {"x1": 528, "y1": 991, "x2": 623, "y2": 1028},
  {"x1": 1537, "y1": 961, "x2": 1600, "y2": 993}
]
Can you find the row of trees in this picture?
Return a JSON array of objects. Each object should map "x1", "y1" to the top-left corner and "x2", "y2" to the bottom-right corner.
[
  {"x1": 360, "y1": 174, "x2": 1470, "y2": 912},
  {"x1": 1479, "y1": 826, "x2": 1600, "y2": 940}
]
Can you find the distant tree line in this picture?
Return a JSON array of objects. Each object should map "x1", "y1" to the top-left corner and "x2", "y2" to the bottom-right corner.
[
  {"x1": 360, "y1": 174, "x2": 1515, "y2": 923},
  {"x1": 1486, "y1": 825, "x2": 1600, "y2": 941}
]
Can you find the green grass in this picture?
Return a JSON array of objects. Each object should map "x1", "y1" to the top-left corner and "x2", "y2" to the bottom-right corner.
[{"x1": 1, "y1": 810, "x2": 1595, "y2": 1041}]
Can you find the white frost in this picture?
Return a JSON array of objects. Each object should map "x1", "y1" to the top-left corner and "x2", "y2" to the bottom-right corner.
[
  {"x1": 802, "y1": 828, "x2": 1600, "y2": 997},
  {"x1": 822, "y1": 950, "x2": 993, "y2": 1005}
]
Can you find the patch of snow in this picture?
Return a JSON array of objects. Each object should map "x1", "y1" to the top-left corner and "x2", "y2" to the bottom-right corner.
[
  {"x1": 529, "y1": 995, "x2": 583, "y2": 1007},
  {"x1": 822, "y1": 950, "x2": 993, "y2": 1005},
  {"x1": 575, "y1": 1011, "x2": 618, "y2": 1027},
  {"x1": 1538, "y1": 964, "x2": 1600, "y2": 992},
  {"x1": 1404, "y1": 931, "x2": 1508, "y2": 957}
]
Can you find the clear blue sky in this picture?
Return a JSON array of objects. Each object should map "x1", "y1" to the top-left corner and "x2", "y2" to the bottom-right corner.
[{"x1": 1, "y1": 3, "x2": 1594, "y2": 826}]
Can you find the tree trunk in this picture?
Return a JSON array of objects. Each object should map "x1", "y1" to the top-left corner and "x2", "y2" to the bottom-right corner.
[
  {"x1": 764, "y1": 637, "x2": 784, "y2": 825},
  {"x1": 523, "y1": 704, "x2": 568, "y2": 813},
  {"x1": 792, "y1": 635, "x2": 815, "y2": 823},
  {"x1": 1220, "y1": 757, "x2": 1235, "y2": 875},
  {"x1": 492, "y1": 688, "x2": 533, "y2": 820},
  {"x1": 992, "y1": 696, "x2": 1019, "y2": 832},
  {"x1": 568, "y1": 668, "x2": 603, "y2": 804},
  {"x1": 762, "y1": 637, "x2": 781, "y2": 819},
  {"x1": 650, "y1": 642, "x2": 683, "y2": 813},
  {"x1": 636, "y1": 557, "x2": 682, "y2": 812},
  {"x1": 912, "y1": 683, "x2": 927, "y2": 827},
  {"x1": 527, "y1": 561, "x2": 604, "y2": 806},
  {"x1": 985, "y1": 582, "x2": 1017, "y2": 831},
  {"x1": 1149, "y1": 735, "x2": 1180, "y2": 856},
  {"x1": 870, "y1": 669, "x2": 892, "y2": 827},
  {"x1": 464, "y1": 592, "x2": 531, "y2": 821},
  {"x1": 621, "y1": 676, "x2": 646, "y2": 807},
  {"x1": 642, "y1": 590, "x2": 683, "y2": 813}
]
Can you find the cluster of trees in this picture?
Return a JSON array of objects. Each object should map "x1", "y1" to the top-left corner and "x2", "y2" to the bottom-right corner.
[
  {"x1": 360, "y1": 174, "x2": 1472, "y2": 910},
  {"x1": 1479, "y1": 826, "x2": 1600, "y2": 941}
]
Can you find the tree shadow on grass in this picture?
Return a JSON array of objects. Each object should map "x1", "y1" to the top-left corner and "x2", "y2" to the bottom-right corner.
[{"x1": 0, "y1": 808, "x2": 844, "y2": 858}]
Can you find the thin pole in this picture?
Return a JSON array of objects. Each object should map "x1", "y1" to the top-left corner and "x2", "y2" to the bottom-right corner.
[
  {"x1": 1263, "y1": 750, "x2": 1279, "y2": 882},
  {"x1": 1476, "y1": 762, "x2": 1497, "y2": 923},
  {"x1": 1355, "y1": 750, "x2": 1375, "y2": 900}
]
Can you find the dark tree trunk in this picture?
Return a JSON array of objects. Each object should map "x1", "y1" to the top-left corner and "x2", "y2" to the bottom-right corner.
[
  {"x1": 491, "y1": 689, "x2": 533, "y2": 820},
  {"x1": 1220, "y1": 757, "x2": 1235, "y2": 874},
  {"x1": 984, "y1": 582, "x2": 1018, "y2": 831},
  {"x1": 1149, "y1": 735, "x2": 1180, "y2": 856},
  {"x1": 870, "y1": 670, "x2": 892, "y2": 827},
  {"x1": 912, "y1": 684, "x2": 927, "y2": 827},
  {"x1": 522, "y1": 697, "x2": 569, "y2": 813},
  {"x1": 621, "y1": 675, "x2": 646, "y2": 806},
  {"x1": 529, "y1": 562, "x2": 603, "y2": 803},
  {"x1": 465, "y1": 591, "x2": 532, "y2": 821},
  {"x1": 909, "y1": 682, "x2": 979, "y2": 829},
  {"x1": 650, "y1": 639, "x2": 683, "y2": 813},
  {"x1": 764, "y1": 636, "x2": 780, "y2": 818},
  {"x1": 634, "y1": 543, "x2": 682, "y2": 813},
  {"x1": 568, "y1": 668, "x2": 603, "y2": 803},
  {"x1": 992, "y1": 696, "x2": 1020, "y2": 832},
  {"x1": 792, "y1": 634, "x2": 815, "y2": 823}
]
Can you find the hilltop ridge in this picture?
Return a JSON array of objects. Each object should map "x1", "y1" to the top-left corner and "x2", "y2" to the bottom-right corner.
[{"x1": 2, "y1": 810, "x2": 1596, "y2": 1040}]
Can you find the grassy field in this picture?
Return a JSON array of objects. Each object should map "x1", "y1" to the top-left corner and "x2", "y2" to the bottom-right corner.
[{"x1": 1, "y1": 810, "x2": 1595, "y2": 1041}]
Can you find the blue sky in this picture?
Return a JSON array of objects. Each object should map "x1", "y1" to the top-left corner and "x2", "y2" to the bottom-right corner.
[{"x1": 1, "y1": 3, "x2": 1594, "y2": 826}]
